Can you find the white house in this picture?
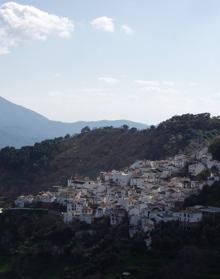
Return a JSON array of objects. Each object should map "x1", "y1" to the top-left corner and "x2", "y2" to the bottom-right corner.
[
  {"x1": 160, "y1": 169, "x2": 172, "y2": 179},
  {"x1": 110, "y1": 208, "x2": 127, "y2": 225},
  {"x1": 143, "y1": 169, "x2": 160, "y2": 184},
  {"x1": 140, "y1": 218, "x2": 155, "y2": 233},
  {"x1": 101, "y1": 171, "x2": 132, "y2": 187},
  {"x1": 200, "y1": 206, "x2": 220, "y2": 218},
  {"x1": 173, "y1": 154, "x2": 187, "y2": 168},
  {"x1": 95, "y1": 207, "x2": 105, "y2": 218},
  {"x1": 64, "y1": 202, "x2": 94, "y2": 224},
  {"x1": 130, "y1": 176, "x2": 145, "y2": 189},
  {"x1": 129, "y1": 214, "x2": 140, "y2": 226},
  {"x1": 36, "y1": 192, "x2": 56, "y2": 203},
  {"x1": 173, "y1": 209, "x2": 202, "y2": 225},
  {"x1": 188, "y1": 162, "x2": 206, "y2": 176},
  {"x1": 15, "y1": 195, "x2": 34, "y2": 208},
  {"x1": 207, "y1": 175, "x2": 219, "y2": 187},
  {"x1": 190, "y1": 181, "x2": 203, "y2": 190},
  {"x1": 67, "y1": 179, "x2": 94, "y2": 189}
]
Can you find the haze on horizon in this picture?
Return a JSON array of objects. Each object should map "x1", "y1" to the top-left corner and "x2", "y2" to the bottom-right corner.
[{"x1": 0, "y1": 0, "x2": 220, "y2": 125}]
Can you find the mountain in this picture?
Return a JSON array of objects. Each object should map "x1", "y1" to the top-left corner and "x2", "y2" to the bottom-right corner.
[
  {"x1": 0, "y1": 112, "x2": 220, "y2": 198},
  {"x1": 0, "y1": 96, "x2": 148, "y2": 148},
  {"x1": 1, "y1": 113, "x2": 220, "y2": 279}
]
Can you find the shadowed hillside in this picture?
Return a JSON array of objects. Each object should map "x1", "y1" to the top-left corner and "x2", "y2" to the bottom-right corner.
[{"x1": 0, "y1": 113, "x2": 220, "y2": 198}]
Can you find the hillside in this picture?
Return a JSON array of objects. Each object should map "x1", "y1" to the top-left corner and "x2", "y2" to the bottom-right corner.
[
  {"x1": 183, "y1": 137, "x2": 220, "y2": 207},
  {"x1": 0, "y1": 205, "x2": 220, "y2": 279},
  {"x1": 0, "y1": 113, "x2": 220, "y2": 198},
  {"x1": 0, "y1": 96, "x2": 147, "y2": 148},
  {"x1": 1, "y1": 113, "x2": 220, "y2": 279}
]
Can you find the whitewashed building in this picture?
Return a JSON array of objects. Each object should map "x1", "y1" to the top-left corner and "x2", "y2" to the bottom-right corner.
[
  {"x1": 188, "y1": 162, "x2": 206, "y2": 176},
  {"x1": 15, "y1": 195, "x2": 34, "y2": 208},
  {"x1": 173, "y1": 209, "x2": 202, "y2": 225}
]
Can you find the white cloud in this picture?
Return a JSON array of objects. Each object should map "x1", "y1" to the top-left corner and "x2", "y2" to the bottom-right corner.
[
  {"x1": 135, "y1": 80, "x2": 176, "y2": 89},
  {"x1": 189, "y1": 82, "x2": 199, "y2": 86},
  {"x1": 54, "y1": 72, "x2": 61, "y2": 78},
  {"x1": 0, "y1": 27, "x2": 16, "y2": 54},
  {"x1": 135, "y1": 80, "x2": 160, "y2": 87},
  {"x1": 141, "y1": 86, "x2": 162, "y2": 93},
  {"x1": 90, "y1": 16, "x2": 114, "y2": 32},
  {"x1": 121, "y1": 25, "x2": 134, "y2": 35},
  {"x1": 98, "y1": 77, "x2": 118, "y2": 84},
  {"x1": 135, "y1": 79, "x2": 179, "y2": 95},
  {"x1": 162, "y1": 81, "x2": 176, "y2": 86},
  {"x1": 0, "y1": 1, "x2": 74, "y2": 54}
]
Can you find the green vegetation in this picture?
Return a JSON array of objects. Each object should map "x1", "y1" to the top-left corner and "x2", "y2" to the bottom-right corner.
[
  {"x1": 209, "y1": 137, "x2": 220, "y2": 160},
  {"x1": 0, "y1": 210, "x2": 220, "y2": 279},
  {"x1": 1, "y1": 113, "x2": 220, "y2": 198},
  {"x1": 184, "y1": 181, "x2": 220, "y2": 207},
  {"x1": 185, "y1": 135, "x2": 220, "y2": 207},
  {"x1": 151, "y1": 218, "x2": 220, "y2": 279}
]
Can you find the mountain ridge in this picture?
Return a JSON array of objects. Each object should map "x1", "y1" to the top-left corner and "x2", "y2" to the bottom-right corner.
[{"x1": 0, "y1": 96, "x2": 148, "y2": 148}]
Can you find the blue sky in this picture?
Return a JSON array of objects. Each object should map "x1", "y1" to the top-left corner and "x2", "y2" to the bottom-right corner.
[{"x1": 0, "y1": 0, "x2": 220, "y2": 124}]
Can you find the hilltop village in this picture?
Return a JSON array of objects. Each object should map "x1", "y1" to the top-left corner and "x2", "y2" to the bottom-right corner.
[{"x1": 14, "y1": 147, "x2": 220, "y2": 245}]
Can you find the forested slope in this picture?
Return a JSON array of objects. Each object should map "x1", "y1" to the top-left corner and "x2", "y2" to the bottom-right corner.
[{"x1": 0, "y1": 113, "x2": 220, "y2": 198}]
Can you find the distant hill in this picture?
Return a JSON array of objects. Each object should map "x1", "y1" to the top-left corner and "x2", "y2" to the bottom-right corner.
[
  {"x1": 0, "y1": 112, "x2": 220, "y2": 198},
  {"x1": 0, "y1": 96, "x2": 148, "y2": 148}
]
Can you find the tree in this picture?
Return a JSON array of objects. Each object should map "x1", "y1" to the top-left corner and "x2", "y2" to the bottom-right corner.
[
  {"x1": 121, "y1": 124, "x2": 129, "y2": 130},
  {"x1": 81, "y1": 126, "x2": 91, "y2": 133},
  {"x1": 209, "y1": 138, "x2": 220, "y2": 161}
]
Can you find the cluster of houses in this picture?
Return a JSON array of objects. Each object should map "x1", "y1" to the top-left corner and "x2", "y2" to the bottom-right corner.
[{"x1": 14, "y1": 147, "x2": 220, "y2": 246}]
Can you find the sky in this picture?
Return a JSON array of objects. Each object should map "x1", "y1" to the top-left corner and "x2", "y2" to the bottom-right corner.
[{"x1": 0, "y1": 0, "x2": 220, "y2": 124}]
